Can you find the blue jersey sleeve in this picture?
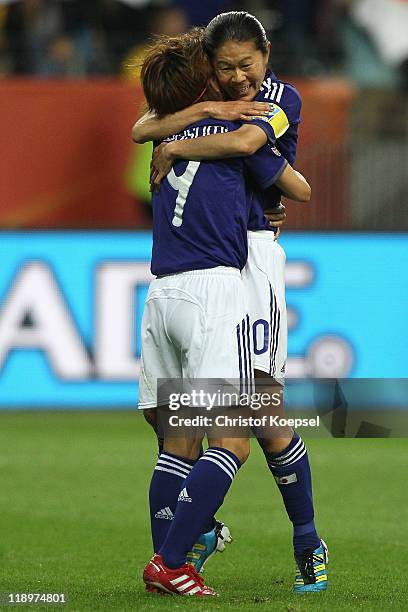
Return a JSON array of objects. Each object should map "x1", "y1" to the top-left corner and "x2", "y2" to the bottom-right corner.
[
  {"x1": 257, "y1": 79, "x2": 302, "y2": 126},
  {"x1": 246, "y1": 79, "x2": 302, "y2": 147},
  {"x1": 244, "y1": 144, "x2": 287, "y2": 190},
  {"x1": 242, "y1": 103, "x2": 290, "y2": 145}
]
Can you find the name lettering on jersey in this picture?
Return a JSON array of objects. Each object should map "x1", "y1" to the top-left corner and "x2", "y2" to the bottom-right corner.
[{"x1": 164, "y1": 125, "x2": 229, "y2": 143}]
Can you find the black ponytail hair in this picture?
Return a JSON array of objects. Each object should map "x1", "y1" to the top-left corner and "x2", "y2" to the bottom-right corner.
[{"x1": 204, "y1": 11, "x2": 269, "y2": 60}]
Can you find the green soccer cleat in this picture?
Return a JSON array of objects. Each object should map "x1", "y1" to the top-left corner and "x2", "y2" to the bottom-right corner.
[
  {"x1": 186, "y1": 520, "x2": 232, "y2": 573},
  {"x1": 293, "y1": 539, "x2": 328, "y2": 593}
]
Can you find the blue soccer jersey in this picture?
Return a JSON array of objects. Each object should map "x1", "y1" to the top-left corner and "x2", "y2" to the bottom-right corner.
[
  {"x1": 247, "y1": 70, "x2": 302, "y2": 231},
  {"x1": 150, "y1": 118, "x2": 287, "y2": 276}
]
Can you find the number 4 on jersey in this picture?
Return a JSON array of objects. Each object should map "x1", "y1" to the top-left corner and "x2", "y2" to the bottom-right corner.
[{"x1": 167, "y1": 161, "x2": 201, "y2": 227}]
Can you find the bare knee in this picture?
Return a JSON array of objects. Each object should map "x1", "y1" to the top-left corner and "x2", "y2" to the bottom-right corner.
[
  {"x1": 163, "y1": 436, "x2": 203, "y2": 461},
  {"x1": 258, "y1": 432, "x2": 293, "y2": 454},
  {"x1": 208, "y1": 437, "x2": 250, "y2": 465},
  {"x1": 143, "y1": 408, "x2": 157, "y2": 431},
  {"x1": 253, "y1": 372, "x2": 291, "y2": 454}
]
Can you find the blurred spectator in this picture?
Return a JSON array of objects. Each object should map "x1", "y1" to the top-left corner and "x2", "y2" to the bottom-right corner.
[
  {"x1": 121, "y1": 5, "x2": 190, "y2": 213},
  {"x1": 97, "y1": 0, "x2": 152, "y2": 73},
  {"x1": 121, "y1": 6, "x2": 188, "y2": 80},
  {"x1": 259, "y1": 0, "x2": 343, "y2": 76},
  {"x1": 5, "y1": 0, "x2": 64, "y2": 75},
  {"x1": 4, "y1": 0, "x2": 109, "y2": 76},
  {"x1": 350, "y1": 0, "x2": 408, "y2": 67},
  {"x1": 2, "y1": 0, "x2": 347, "y2": 78},
  {"x1": 345, "y1": 0, "x2": 408, "y2": 89},
  {"x1": 172, "y1": 0, "x2": 235, "y2": 27},
  {"x1": 0, "y1": 4, "x2": 11, "y2": 75}
]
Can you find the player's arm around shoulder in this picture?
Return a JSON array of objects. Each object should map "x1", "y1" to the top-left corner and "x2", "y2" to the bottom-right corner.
[
  {"x1": 132, "y1": 105, "x2": 209, "y2": 144},
  {"x1": 152, "y1": 119, "x2": 272, "y2": 165},
  {"x1": 220, "y1": 123, "x2": 270, "y2": 156},
  {"x1": 131, "y1": 101, "x2": 273, "y2": 144}
]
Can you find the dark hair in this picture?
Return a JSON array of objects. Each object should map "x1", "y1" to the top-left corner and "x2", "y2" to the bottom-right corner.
[
  {"x1": 141, "y1": 29, "x2": 212, "y2": 117},
  {"x1": 204, "y1": 11, "x2": 269, "y2": 60}
]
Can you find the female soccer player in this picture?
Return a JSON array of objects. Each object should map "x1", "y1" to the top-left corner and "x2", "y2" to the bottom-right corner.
[
  {"x1": 134, "y1": 13, "x2": 328, "y2": 594},
  {"x1": 137, "y1": 31, "x2": 311, "y2": 596}
]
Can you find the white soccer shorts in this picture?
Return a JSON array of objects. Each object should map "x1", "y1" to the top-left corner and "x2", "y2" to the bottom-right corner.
[
  {"x1": 242, "y1": 230, "x2": 287, "y2": 383},
  {"x1": 138, "y1": 267, "x2": 252, "y2": 409}
]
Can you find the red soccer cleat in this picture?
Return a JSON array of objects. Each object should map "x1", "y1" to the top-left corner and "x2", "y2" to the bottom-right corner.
[
  {"x1": 145, "y1": 583, "x2": 171, "y2": 596},
  {"x1": 143, "y1": 553, "x2": 218, "y2": 596}
]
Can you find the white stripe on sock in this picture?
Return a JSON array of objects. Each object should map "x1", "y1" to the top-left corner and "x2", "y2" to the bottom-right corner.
[
  {"x1": 200, "y1": 456, "x2": 235, "y2": 481},
  {"x1": 160, "y1": 453, "x2": 193, "y2": 470},
  {"x1": 269, "y1": 444, "x2": 306, "y2": 468},
  {"x1": 154, "y1": 466, "x2": 189, "y2": 479},
  {"x1": 277, "y1": 446, "x2": 307, "y2": 467},
  {"x1": 204, "y1": 450, "x2": 238, "y2": 475},
  {"x1": 157, "y1": 458, "x2": 191, "y2": 476},
  {"x1": 272, "y1": 437, "x2": 303, "y2": 462},
  {"x1": 273, "y1": 442, "x2": 305, "y2": 466}
]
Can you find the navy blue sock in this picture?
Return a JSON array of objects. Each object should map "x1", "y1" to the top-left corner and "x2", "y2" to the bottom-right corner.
[
  {"x1": 159, "y1": 447, "x2": 241, "y2": 568},
  {"x1": 149, "y1": 452, "x2": 195, "y2": 552},
  {"x1": 264, "y1": 432, "x2": 320, "y2": 555},
  {"x1": 153, "y1": 443, "x2": 213, "y2": 534},
  {"x1": 195, "y1": 444, "x2": 215, "y2": 533}
]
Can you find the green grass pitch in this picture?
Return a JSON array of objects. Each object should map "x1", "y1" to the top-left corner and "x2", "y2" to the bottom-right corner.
[{"x1": 1, "y1": 411, "x2": 407, "y2": 611}]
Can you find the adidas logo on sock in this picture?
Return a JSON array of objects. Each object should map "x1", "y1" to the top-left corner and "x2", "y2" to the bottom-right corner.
[
  {"x1": 178, "y1": 487, "x2": 192, "y2": 503},
  {"x1": 154, "y1": 506, "x2": 174, "y2": 520}
]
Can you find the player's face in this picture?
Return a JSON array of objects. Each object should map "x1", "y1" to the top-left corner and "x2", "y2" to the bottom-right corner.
[{"x1": 213, "y1": 40, "x2": 270, "y2": 101}]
